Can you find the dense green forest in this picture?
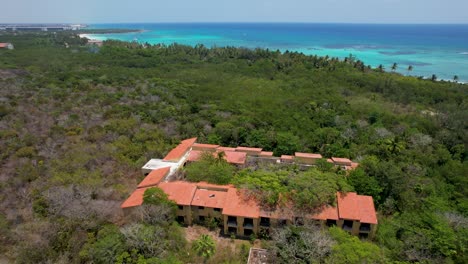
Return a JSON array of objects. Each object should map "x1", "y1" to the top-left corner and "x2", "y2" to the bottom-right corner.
[{"x1": 0, "y1": 31, "x2": 466, "y2": 263}]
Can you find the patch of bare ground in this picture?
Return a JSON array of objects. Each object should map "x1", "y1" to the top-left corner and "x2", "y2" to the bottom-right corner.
[
  {"x1": 0, "y1": 69, "x2": 27, "y2": 80},
  {"x1": 183, "y1": 225, "x2": 258, "y2": 263}
]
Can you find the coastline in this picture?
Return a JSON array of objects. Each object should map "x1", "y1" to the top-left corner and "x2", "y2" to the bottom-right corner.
[{"x1": 83, "y1": 23, "x2": 468, "y2": 82}]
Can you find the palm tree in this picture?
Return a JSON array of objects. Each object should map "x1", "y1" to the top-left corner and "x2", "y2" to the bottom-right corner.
[
  {"x1": 383, "y1": 137, "x2": 405, "y2": 155},
  {"x1": 431, "y1": 74, "x2": 437, "y2": 82},
  {"x1": 453, "y1": 75, "x2": 459, "y2": 83},
  {"x1": 407, "y1": 65, "x2": 413, "y2": 76},
  {"x1": 192, "y1": 234, "x2": 216, "y2": 263},
  {"x1": 377, "y1": 64, "x2": 384, "y2": 72},
  {"x1": 391, "y1": 62, "x2": 398, "y2": 72}
]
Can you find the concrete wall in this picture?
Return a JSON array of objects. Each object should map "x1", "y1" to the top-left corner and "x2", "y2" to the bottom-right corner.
[{"x1": 295, "y1": 156, "x2": 319, "y2": 165}]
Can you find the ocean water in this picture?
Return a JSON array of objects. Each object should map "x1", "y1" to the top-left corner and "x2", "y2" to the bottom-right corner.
[{"x1": 86, "y1": 23, "x2": 468, "y2": 82}]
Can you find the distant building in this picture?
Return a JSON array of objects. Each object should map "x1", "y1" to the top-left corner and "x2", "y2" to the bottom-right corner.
[
  {"x1": 121, "y1": 138, "x2": 377, "y2": 238},
  {"x1": 0, "y1": 43, "x2": 14, "y2": 50},
  {"x1": 87, "y1": 39, "x2": 103, "y2": 47}
]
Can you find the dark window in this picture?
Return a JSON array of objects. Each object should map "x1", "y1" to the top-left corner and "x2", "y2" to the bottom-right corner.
[
  {"x1": 198, "y1": 206, "x2": 205, "y2": 210},
  {"x1": 326, "y1": 219, "x2": 337, "y2": 227},
  {"x1": 360, "y1": 223, "x2": 371, "y2": 232},
  {"x1": 177, "y1": 216, "x2": 185, "y2": 223},
  {"x1": 214, "y1": 208, "x2": 221, "y2": 212},
  {"x1": 178, "y1": 205, "x2": 183, "y2": 210},
  {"x1": 244, "y1": 229, "x2": 254, "y2": 236},
  {"x1": 260, "y1": 217, "x2": 270, "y2": 227},
  {"x1": 278, "y1": 219, "x2": 287, "y2": 227},
  {"x1": 227, "y1": 216, "x2": 237, "y2": 227},
  {"x1": 244, "y1": 218, "x2": 254, "y2": 229},
  {"x1": 343, "y1": 220, "x2": 353, "y2": 231},
  {"x1": 228, "y1": 227, "x2": 237, "y2": 235},
  {"x1": 199, "y1": 216, "x2": 205, "y2": 222}
]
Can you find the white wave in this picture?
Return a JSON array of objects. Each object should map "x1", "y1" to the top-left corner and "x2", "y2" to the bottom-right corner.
[{"x1": 459, "y1": 52, "x2": 468, "y2": 55}]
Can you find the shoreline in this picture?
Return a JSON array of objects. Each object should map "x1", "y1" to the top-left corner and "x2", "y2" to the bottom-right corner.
[{"x1": 77, "y1": 31, "x2": 468, "y2": 84}]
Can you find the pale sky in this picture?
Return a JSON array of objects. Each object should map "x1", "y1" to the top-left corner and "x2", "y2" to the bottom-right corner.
[{"x1": 1, "y1": 0, "x2": 468, "y2": 24}]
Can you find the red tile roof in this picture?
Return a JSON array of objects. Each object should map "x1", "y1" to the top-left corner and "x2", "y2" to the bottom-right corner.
[
  {"x1": 187, "y1": 150, "x2": 203, "y2": 162},
  {"x1": 217, "y1": 147, "x2": 236, "y2": 152},
  {"x1": 281, "y1": 155, "x2": 294, "y2": 160},
  {"x1": 193, "y1": 143, "x2": 220, "y2": 151},
  {"x1": 337, "y1": 192, "x2": 361, "y2": 220},
  {"x1": 191, "y1": 188, "x2": 228, "y2": 208},
  {"x1": 357, "y1": 195, "x2": 378, "y2": 224},
  {"x1": 259, "y1": 201, "x2": 294, "y2": 220},
  {"x1": 223, "y1": 151, "x2": 247, "y2": 165},
  {"x1": 309, "y1": 205, "x2": 339, "y2": 220},
  {"x1": 158, "y1": 181, "x2": 197, "y2": 205},
  {"x1": 236, "y1": 146, "x2": 263, "y2": 153},
  {"x1": 259, "y1": 151, "x2": 274, "y2": 157},
  {"x1": 223, "y1": 188, "x2": 260, "y2": 218},
  {"x1": 187, "y1": 150, "x2": 246, "y2": 165},
  {"x1": 337, "y1": 192, "x2": 377, "y2": 224},
  {"x1": 163, "y1": 138, "x2": 197, "y2": 162},
  {"x1": 332, "y1": 157, "x2": 352, "y2": 165},
  {"x1": 121, "y1": 188, "x2": 147, "y2": 208},
  {"x1": 137, "y1": 167, "x2": 170, "y2": 188},
  {"x1": 196, "y1": 182, "x2": 234, "y2": 190},
  {"x1": 0, "y1": 43, "x2": 9, "y2": 48},
  {"x1": 295, "y1": 152, "x2": 323, "y2": 159},
  {"x1": 327, "y1": 158, "x2": 334, "y2": 163}
]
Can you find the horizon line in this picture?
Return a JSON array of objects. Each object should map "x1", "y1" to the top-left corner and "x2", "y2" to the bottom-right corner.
[{"x1": 2, "y1": 21, "x2": 468, "y2": 25}]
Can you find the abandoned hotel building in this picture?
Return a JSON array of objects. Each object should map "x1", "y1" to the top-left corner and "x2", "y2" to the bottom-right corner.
[{"x1": 121, "y1": 138, "x2": 378, "y2": 238}]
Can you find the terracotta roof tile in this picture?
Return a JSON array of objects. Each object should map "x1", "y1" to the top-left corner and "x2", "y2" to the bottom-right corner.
[
  {"x1": 121, "y1": 188, "x2": 147, "y2": 208},
  {"x1": 281, "y1": 155, "x2": 294, "y2": 160},
  {"x1": 223, "y1": 188, "x2": 260, "y2": 218},
  {"x1": 196, "y1": 182, "x2": 234, "y2": 189},
  {"x1": 223, "y1": 151, "x2": 247, "y2": 165},
  {"x1": 259, "y1": 151, "x2": 274, "y2": 157},
  {"x1": 191, "y1": 188, "x2": 228, "y2": 209},
  {"x1": 187, "y1": 150, "x2": 203, "y2": 162},
  {"x1": 332, "y1": 157, "x2": 352, "y2": 166},
  {"x1": 309, "y1": 205, "x2": 339, "y2": 220},
  {"x1": 137, "y1": 167, "x2": 170, "y2": 188},
  {"x1": 358, "y1": 195, "x2": 378, "y2": 224},
  {"x1": 158, "y1": 181, "x2": 197, "y2": 205},
  {"x1": 295, "y1": 152, "x2": 323, "y2": 159},
  {"x1": 163, "y1": 138, "x2": 197, "y2": 162},
  {"x1": 192, "y1": 143, "x2": 220, "y2": 151},
  {"x1": 236, "y1": 146, "x2": 263, "y2": 153},
  {"x1": 217, "y1": 147, "x2": 236, "y2": 152},
  {"x1": 337, "y1": 192, "x2": 361, "y2": 220}
]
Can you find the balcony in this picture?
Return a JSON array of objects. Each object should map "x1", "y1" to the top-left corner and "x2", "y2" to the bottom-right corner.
[
  {"x1": 243, "y1": 218, "x2": 254, "y2": 229},
  {"x1": 227, "y1": 216, "x2": 237, "y2": 227}
]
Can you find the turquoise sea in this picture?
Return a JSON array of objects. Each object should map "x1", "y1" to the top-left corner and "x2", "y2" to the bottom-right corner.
[{"x1": 86, "y1": 23, "x2": 468, "y2": 82}]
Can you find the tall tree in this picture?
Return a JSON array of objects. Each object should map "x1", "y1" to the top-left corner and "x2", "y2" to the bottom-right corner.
[
  {"x1": 391, "y1": 62, "x2": 398, "y2": 72},
  {"x1": 453, "y1": 75, "x2": 459, "y2": 83},
  {"x1": 431, "y1": 74, "x2": 438, "y2": 81}
]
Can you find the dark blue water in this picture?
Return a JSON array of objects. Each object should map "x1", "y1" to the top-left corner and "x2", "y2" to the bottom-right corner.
[{"x1": 86, "y1": 23, "x2": 468, "y2": 82}]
